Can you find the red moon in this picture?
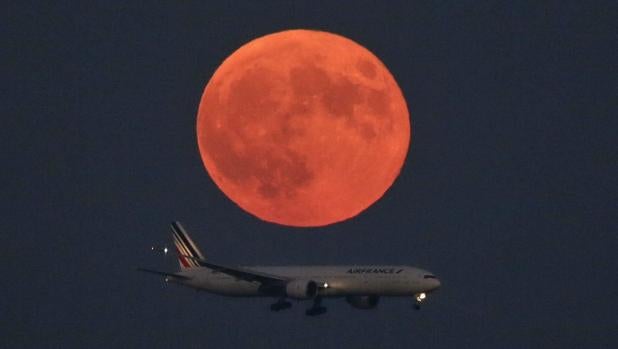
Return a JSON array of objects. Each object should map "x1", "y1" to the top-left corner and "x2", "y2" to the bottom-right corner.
[{"x1": 197, "y1": 30, "x2": 411, "y2": 227}]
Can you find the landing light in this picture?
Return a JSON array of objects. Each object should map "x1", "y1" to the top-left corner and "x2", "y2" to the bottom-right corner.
[
  {"x1": 323, "y1": 283, "x2": 329, "y2": 288},
  {"x1": 163, "y1": 247, "x2": 168, "y2": 254},
  {"x1": 416, "y1": 293, "x2": 426, "y2": 302}
]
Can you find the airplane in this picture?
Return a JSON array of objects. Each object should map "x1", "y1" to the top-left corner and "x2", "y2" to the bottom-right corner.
[{"x1": 138, "y1": 221, "x2": 441, "y2": 316}]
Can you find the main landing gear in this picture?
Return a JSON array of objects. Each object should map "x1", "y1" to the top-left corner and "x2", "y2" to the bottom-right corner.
[
  {"x1": 270, "y1": 298, "x2": 292, "y2": 312},
  {"x1": 305, "y1": 296, "x2": 327, "y2": 316},
  {"x1": 269, "y1": 297, "x2": 328, "y2": 316}
]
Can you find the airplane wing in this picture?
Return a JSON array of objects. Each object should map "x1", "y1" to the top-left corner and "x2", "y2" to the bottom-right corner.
[
  {"x1": 185, "y1": 256, "x2": 288, "y2": 285},
  {"x1": 137, "y1": 267, "x2": 191, "y2": 280}
]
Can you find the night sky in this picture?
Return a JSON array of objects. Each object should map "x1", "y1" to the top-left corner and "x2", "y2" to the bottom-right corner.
[{"x1": 4, "y1": 1, "x2": 617, "y2": 348}]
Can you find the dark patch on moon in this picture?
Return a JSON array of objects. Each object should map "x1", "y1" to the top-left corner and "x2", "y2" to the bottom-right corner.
[
  {"x1": 357, "y1": 59, "x2": 377, "y2": 79},
  {"x1": 358, "y1": 121, "x2": 377, "y2": 140},
  {"x1": 226, "y1": 66, "x2": 282, "y2": 125},
  {"x1": 289, "y1": 64, "x2": 331, "y2": 98},
  {"x1": 321, "y1": 74, "x2": 362, "y2": 119},
  {"x1": 256, "y1": 149, "x2": 314, "y2": 200}
]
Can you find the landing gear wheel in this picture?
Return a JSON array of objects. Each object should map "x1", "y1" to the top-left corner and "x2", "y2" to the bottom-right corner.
[
  {"x1": 413, "y1": 303, "x2": 421, "y2": 310},
  {"x1": 305, "y1": 296, "x2": 327, "y2": 316}
]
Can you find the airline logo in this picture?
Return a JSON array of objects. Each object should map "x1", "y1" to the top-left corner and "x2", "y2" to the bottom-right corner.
[
  {"x1": 171, "y1": 221, "x2": 205, "y2": 268},
  {"x1": 347, "y1": 268, "x2": 404, "y2": 274}
]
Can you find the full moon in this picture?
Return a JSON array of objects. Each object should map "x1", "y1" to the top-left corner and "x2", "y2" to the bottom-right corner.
[{"x1": 197, "y1": 30, "x2": 411, "y2": 227}]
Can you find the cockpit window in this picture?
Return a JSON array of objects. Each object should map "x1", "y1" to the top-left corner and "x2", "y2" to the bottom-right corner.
[{"x1": 423, "y1": 274, "x2": 437, "y2": 279}]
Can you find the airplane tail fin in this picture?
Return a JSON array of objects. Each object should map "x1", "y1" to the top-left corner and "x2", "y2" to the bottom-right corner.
[{"x1": 170, "y1": 221, "x2": 206, "y2": 269}]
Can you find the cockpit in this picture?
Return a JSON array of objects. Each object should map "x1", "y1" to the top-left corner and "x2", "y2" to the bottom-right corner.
[{"x1": 423, "y1": 274, "x2": 437, "y2": 279}]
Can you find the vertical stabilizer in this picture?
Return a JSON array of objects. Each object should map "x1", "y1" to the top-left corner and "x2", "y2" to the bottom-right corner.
[{"x1": 170, "y1": 221, "x2": 205, "y2": 269}]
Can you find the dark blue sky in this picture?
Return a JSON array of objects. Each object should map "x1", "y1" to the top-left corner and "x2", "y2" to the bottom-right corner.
[{"x1": 4, "y1": 1, "x2": 616, "y2": 348}]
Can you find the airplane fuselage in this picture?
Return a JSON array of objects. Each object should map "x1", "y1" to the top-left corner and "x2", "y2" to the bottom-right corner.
[{"x1": 172, "y1": 265, "x2": 440, "y2": 297}]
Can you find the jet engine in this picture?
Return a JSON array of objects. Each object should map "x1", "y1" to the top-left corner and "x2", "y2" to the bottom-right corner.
[
  {"x1": 346, "y1": 295, "x2": 380, "y2": 309},
  {"x1": 285, "y1": 280, "x2": 318, "y2": 299}
]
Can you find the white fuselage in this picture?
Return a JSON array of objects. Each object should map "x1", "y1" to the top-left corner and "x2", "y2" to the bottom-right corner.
[{"x1": 171, "y1": 265, "x2": 441, "y2": 298}]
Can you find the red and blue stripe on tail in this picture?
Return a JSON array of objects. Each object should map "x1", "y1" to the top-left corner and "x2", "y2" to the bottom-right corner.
[{"x1": 171, "y1": 221, "x2": 206, "y2": 269}]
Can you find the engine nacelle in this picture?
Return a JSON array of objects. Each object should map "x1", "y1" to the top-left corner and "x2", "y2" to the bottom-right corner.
[
  {"x1": 346, "y1": 295, "x2": 380, "y2": 309},
  {"x1": 285, "y1": 279, "x2": 318, "y2": 299}
]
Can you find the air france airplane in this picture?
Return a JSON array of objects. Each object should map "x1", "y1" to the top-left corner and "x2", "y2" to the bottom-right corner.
[{"x1": 139, "y1": 222, "x2": 441, "y2": 316}]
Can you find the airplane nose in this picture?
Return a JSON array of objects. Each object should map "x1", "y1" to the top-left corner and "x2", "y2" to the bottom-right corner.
[{"x1": 430, "y1": 278, "x2": 441, "y2": 291}]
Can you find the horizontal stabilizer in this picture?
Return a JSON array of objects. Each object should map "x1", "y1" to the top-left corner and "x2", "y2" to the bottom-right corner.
[{"x1": 137, "y1": 267, "x2": 191, "y2": 280}]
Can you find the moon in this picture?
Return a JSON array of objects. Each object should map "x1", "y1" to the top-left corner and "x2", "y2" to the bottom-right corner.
[{"x1": 197, "y1": 30, "x2": 411, "y2": 227}]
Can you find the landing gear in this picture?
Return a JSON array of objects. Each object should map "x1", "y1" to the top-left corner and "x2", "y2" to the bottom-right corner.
[
  {"x1": 305, "y1": 296, "x2": 327, "y2": 316},
  {"x1": 270, "y1": 298, "x2": 292, "y2": 312}
]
